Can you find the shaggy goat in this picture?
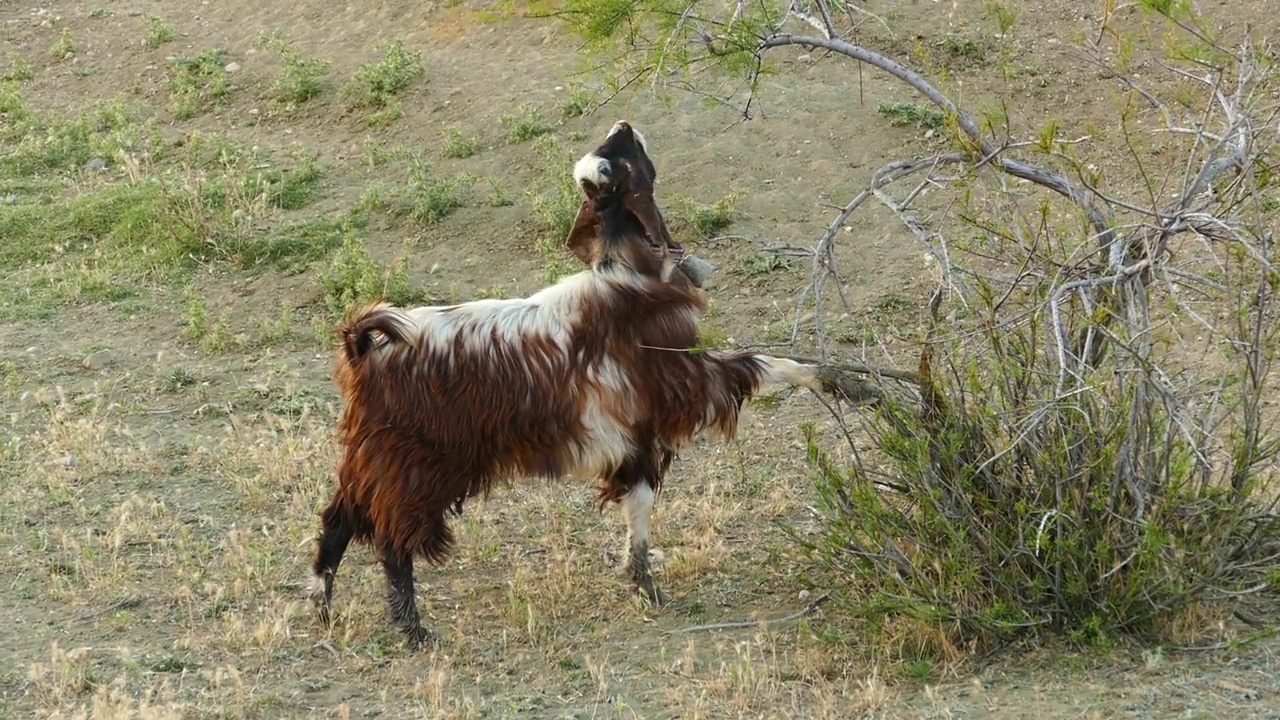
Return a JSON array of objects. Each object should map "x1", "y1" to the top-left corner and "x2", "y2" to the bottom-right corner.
[{"x1": 309, "y1": 120, "x2": 842, "y2": 647}]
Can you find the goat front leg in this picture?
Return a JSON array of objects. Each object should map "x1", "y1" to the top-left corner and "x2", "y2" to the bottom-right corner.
[{"x1": 619, "y1": 479, "x2": 667, "y2": 606}]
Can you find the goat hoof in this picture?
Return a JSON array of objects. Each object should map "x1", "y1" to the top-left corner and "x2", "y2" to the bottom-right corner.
[
  {"x1": 313, "y1": 603, "x2": 332, "y2": 628},
  {"x1": 404, "y1": 625, "x2": 440, "y2": 650},
  {"x1": 306, "y1": 587, "x2": 333, "y2": 627},
  {"x1": 638, "y1": 583, "x2": 669, "y2": 608}
]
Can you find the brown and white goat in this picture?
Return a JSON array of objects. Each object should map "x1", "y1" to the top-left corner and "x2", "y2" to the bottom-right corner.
[{"x1": 310, "y1": 121, "x2": 839, "y2": 647}]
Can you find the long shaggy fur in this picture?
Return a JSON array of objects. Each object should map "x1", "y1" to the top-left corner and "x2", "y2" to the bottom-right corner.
[
  {"x1": 331, "y1": 267, "x2": 768, "y2": 559},
  {"x1": 310, "y1": 120, "x2": 818, "y2": 647}
]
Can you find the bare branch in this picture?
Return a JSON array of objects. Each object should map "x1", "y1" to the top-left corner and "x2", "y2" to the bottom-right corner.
[{"x1": 758, "y1": 33, "x2": 1117, "y2": 249}]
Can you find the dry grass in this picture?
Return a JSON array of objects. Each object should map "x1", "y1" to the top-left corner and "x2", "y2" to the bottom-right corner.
[{"x1": 3, "y1": 360, "x2": 887, "y2": 717}]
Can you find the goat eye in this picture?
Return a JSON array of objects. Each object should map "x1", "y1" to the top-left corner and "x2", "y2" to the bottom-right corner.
[{"x1": 597, "y1": 159, "x2": 611, "y2": 178}]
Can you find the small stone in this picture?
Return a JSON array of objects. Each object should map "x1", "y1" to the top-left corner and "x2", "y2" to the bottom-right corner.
[
  {"x1": 84, "y1": 157, "x2": 107, "y2": 171},
  {"x1": 796, "y1": 54, "x2": 812, "y2": 64},
  {"x1": 223, "y1": 61, "x2": 240, "y2": 73},
  {"x1": 5, "y1": 194, "x2": 17, "y2": 205},
  {"x1": 59, "y1": 454, "x2": 77, "y2": 468},
  {"x1": 798, "y1": 589, "x2": 811, "y2": 601}
]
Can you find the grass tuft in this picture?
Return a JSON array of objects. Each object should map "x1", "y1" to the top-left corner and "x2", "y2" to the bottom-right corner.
[
  {"x1": 523, "y1": 136, "x2": 583, "y2": 282},
  {"x1": 343, "y1": 39, "x2": 425, "y2": 126},
  {"x1": 167, "y1": 49, "x2": 232, "y2": 120},
  {"x1": 261, "y1": 30, "x2": 330, "y2": 107},
  {"x1": 441, "y1": 126, "x2": 481, "y2": 159},
  {"x1": 318, "y1": 230, "x2": 434, "y2": 318},
  {"x1": 877, "y1": 102, "x2": 946, "y2": 130},
  {"x1": 501, "y1": 103, "x2": 553, "y2": 144},
  {"x1": 144, "y1": 16, "x2": 176, "y2": 49}
]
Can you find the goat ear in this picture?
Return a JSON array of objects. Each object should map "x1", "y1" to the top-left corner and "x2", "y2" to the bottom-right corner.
[
  {"x1": 565, "y1": 198, "x2": 599, "y2": 265},
  {"x1": 622, "y1": 190, "x2": 682, "y2": 261}
]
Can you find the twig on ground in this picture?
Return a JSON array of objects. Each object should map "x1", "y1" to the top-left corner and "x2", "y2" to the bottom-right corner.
[{"x1": 667, "y1": 592, "x2": 832, "y2": 634}]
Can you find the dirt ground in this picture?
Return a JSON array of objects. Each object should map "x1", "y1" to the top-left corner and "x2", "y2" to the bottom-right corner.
[{"x1": 2, "y1": 0, "x2": 1279, "y2": 717}]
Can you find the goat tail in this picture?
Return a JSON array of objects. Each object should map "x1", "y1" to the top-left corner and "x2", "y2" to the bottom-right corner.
[{"x1": 339, "y1": 301, "x2": 417, "y2": 364}]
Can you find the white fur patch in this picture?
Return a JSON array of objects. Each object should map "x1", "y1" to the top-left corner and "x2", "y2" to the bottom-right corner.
[
  {"x1": 573, "y1": 152, "x2": 611, "y2": 187},
  {"x1": 392, "y1": 267, "x2": 648, "y2": 354},
  {"x1": 565, "y1": 354, "x2": 636, "y2": 478},
  {"x1": 620, "y1": 482, "x2": 655, "y2": 551}
]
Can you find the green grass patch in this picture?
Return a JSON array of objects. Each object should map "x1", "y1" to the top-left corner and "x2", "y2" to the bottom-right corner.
[
  {"x1": 0, "y1": 88, "x2": 163, "y2": 177},
  {"x1": 318, "y1": 230, "x2": 436, "y2": 318},
  {"x1": 440, "y1": 126, "x2": 481, "y2": 159},
  {"x1": 668, "y1": 192, "x2": 739, "y2": 239},
  {"x1": 523, "y1": 136, "x2": 583, "y2": 283},
  {"x1": 877, "y1": 101, "x2": 946, "y2": 130},
  {"x1": 0, "y1": 88, "x2": 339, "y2": 319},
  {"x1": 343, "y1": 39, "x2": 425, "y2": 126},
  {"x1": 261, "y1": 30, "x2": 330, "y2": 107},
  {"x1": 167, "y1": 49, "x2": 232, "y2": 120},
  {"x1": 358, "y1": 148, "x2": 471, "y2": 226},
  {"x1": 500, "y1": 103, "x2": 552, "y2": 144},
  {"x1": 3, "y1": 53, "x2": 34, "y2": 82},
  {"x1": 144, "y1": 16, "x2": 177, "y2": 49}
]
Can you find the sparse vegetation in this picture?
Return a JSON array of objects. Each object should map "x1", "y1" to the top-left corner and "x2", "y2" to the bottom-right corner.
[
  {"x1": 166, "y1": 49, "x2": 232, "y2": 119},
  {"x1": 525, "y1": 135, "x2": 583, "y2": 282},
  {"x1": 262, "y1": 30, "x2": 330, "y2": 106},
  {"x1": 49, "y1": 29, "x2": 77, "y2": 60},
  {"x1": 0, "y1": 90, "x2": 339, "y2": 319},
  {"x1": 984, "y1": 0, "x2": 1019, "y2": 36},
  {"x1": 3, "y1": 53, "x2": 34, "y2": 82},
  {"x1": 343, "y1": 38, "x2": 425, "y2": 125},
  {"x1": 483, "y1": 178, "x2": 515, "y2": 207},
  {"x1": 144, "y1": 15, "x2": 176, "y2": 49},
  {"x1": 501, "y1": 103, "x2": 552, "y2": 143},
  {"x1": 440, "y1": 125, "x2": 481, "y2": 158},
  {"x1": 671, "y1": 192, "x2": 738, "y2": 238},
  {"x1": 560, "y1": 85, "x2": 595, "y2": 116},
  {"x1": 877, "y1": 101, "x2": 946, "y2": 130},
  {"x1": 358, "y1": 147, "x2": 469, "y2": 225},
  {"x1": 318, "y1": 230, "x2": 431, "y2": 317}
]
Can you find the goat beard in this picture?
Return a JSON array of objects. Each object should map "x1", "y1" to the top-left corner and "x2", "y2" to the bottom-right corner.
[{"x1": 648, "y1": 237, "x2": 686, "y2": 265}]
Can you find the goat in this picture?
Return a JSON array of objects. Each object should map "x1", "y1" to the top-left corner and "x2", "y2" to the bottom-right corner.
[{"x1": 308, "y1": 120, "x2": 845, "y2": 648}]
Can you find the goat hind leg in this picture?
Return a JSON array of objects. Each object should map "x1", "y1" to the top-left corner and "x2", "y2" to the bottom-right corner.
[
  {"x1": 377, "y1": 541, "x2": 437, "y2": 648},
  {"x1": 310, "y1": 494, "x2": 356, "y2": 627}
]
